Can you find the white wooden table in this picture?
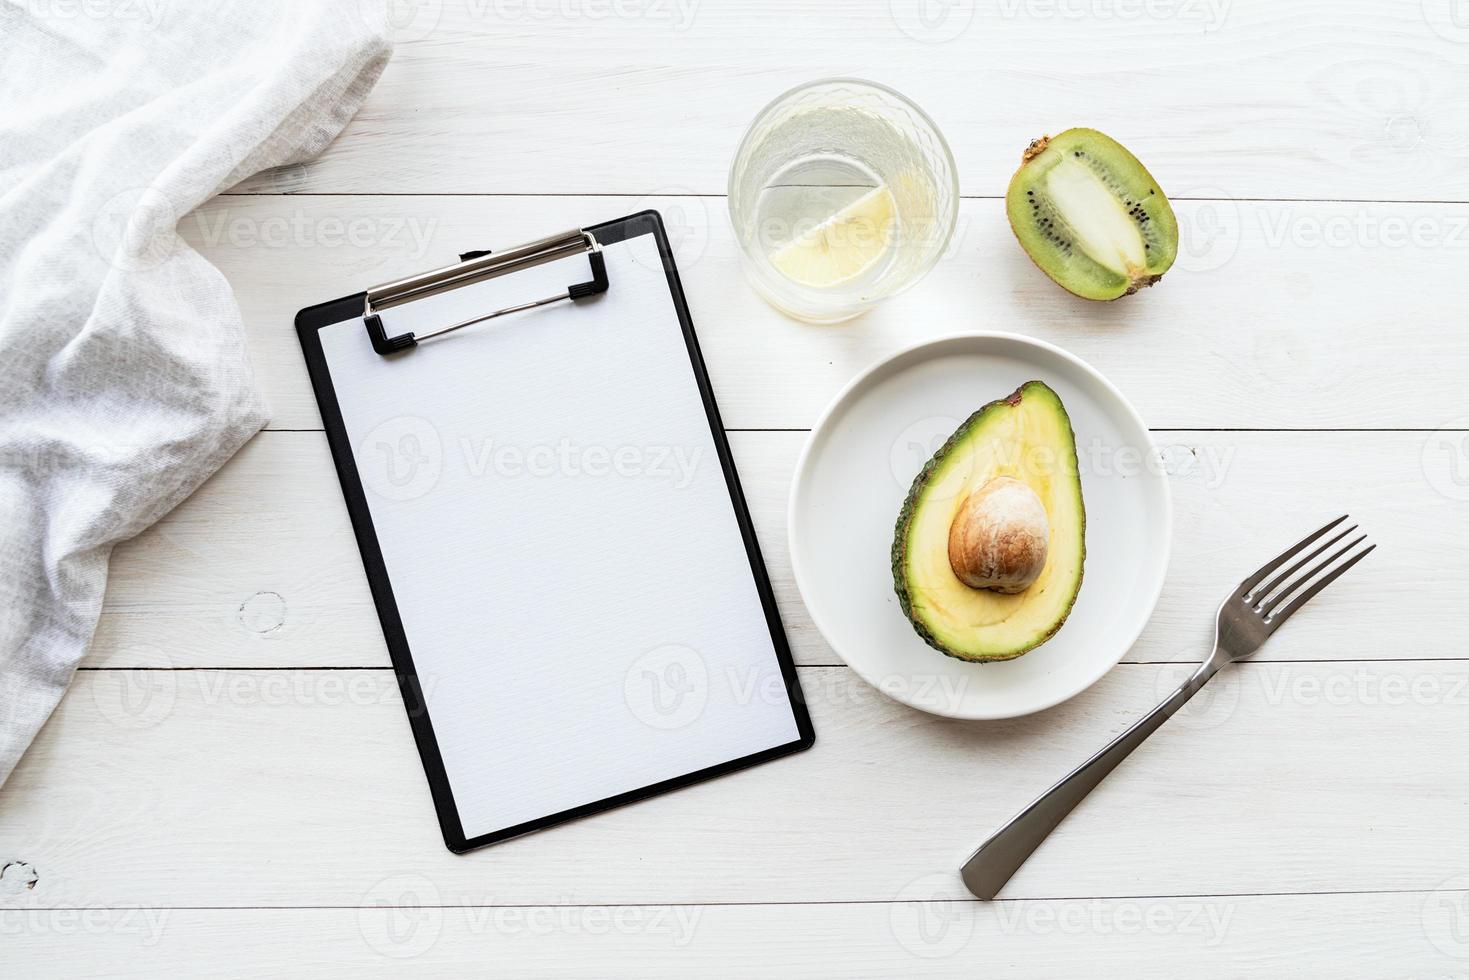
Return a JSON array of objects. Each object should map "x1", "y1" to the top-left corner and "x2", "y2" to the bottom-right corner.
[{"x1": 8, "y1": 2, "x2": 1469, "y2": 974}]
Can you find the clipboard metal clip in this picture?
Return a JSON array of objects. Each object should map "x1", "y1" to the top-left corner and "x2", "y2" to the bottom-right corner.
[{"x1": 362, "y1": 228, "x2": 608, "y2": 355}]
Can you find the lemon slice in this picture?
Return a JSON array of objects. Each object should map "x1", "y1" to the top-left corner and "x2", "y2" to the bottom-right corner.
[{"x1": 768, "y1": 185, "x2": 896, "y2": 288}]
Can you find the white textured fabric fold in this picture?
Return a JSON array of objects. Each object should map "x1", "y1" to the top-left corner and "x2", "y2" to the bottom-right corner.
[{"x1": 0, "y1": 1, "x2": 391, "y2": 787}]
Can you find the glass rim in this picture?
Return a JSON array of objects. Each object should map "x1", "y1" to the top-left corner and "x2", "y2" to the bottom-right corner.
[{"x1": 727, "y1": 75, "x2": 960, "y2": 203}]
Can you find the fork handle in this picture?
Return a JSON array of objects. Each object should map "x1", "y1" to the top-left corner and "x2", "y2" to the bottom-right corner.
[{"x1": 960, "y1": 653, "x2": 1226, "y2": 900}]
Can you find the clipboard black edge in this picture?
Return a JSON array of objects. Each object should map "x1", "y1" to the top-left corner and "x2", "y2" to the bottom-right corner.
[
  {"x1": 296, "y1": 289, "x2": 468, "y2": 853},
  {"x1": 294, "y1": 209, "x2": 814, "y2": 855}
]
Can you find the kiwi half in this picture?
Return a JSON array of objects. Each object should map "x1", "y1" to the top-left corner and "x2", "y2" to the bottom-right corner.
[{"x1": 1006, "y1": 128, "x2": 1178, "y2": 301}]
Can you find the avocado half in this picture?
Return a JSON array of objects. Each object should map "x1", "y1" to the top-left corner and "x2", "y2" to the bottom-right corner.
[{"x1": 892, "y1": 381, "x2": 1086, "y2": 662}]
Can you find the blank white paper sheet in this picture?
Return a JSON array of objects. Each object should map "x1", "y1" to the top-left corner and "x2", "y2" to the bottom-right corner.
[{"x1": 316, "y1": 229, "x2": 803, "y2": 841}]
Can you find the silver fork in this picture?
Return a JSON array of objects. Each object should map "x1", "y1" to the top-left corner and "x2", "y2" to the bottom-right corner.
[{"x1": 960, "y1": 515, "x2": 1375, "y2": 901}]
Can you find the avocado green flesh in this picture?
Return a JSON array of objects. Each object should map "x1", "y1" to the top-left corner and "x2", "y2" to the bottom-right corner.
[
  {"x1": 1006, "y1": 128, "x2": 1179, "y2": 301},
  {"x1": 893, "y1": 381, "x2": 1085, "y2": 662}
]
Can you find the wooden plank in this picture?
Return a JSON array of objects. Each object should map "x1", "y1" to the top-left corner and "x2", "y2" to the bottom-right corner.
[
  {"x1": 5, "y1": 891, "x2": 1462, "y2": 978},
  {"x1": 92, "y1": 429, "x2": 1465, "y2": 670},
  {"x1": 4, "y1": 661, "x2": 1468, "y2": 908},
  {"x1": 228, "y1": 0, "x2": 1469, "y2": 202},
  {"x1": 185, "y1": 194, "x2": 1469, "y2": 432}
]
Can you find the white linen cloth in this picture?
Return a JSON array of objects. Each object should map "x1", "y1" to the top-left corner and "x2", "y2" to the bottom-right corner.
[{"x1": 0, "y1": 2, "x2": 391, "y2": 787}]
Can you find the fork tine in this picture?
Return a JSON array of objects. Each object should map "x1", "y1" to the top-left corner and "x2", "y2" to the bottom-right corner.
[
  {"x1": 1263, "y1": 543, "x2": 1376, "y2": 632},
  {"x1": 1258, "y1": 534, "x2": 1368, "y2": 617},
  {"x1": 1237, "y1": 515, "x2": 1348, "y2": 596},
  {"x1": 1251, "y1": 525, "x2": 1358, "y2": 605}
]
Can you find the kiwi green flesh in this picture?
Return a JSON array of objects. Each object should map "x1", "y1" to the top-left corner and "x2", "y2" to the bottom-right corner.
[{"x1": 1007, "y1": 128, "x2": 1179, "y2": 301}]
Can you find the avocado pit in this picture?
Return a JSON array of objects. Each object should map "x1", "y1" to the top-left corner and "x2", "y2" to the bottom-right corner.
[{"x1": 947, "y1": 476, "x2": 1049, "y2": 594}]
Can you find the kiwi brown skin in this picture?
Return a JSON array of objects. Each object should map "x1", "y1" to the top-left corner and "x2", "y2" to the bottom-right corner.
[{"x1": 1007, "y1": 129, "x2": 1178, "y2": 302}]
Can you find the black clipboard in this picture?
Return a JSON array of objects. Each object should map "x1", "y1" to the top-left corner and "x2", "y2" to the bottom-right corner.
[{"x1": 295, "y1": 211, "x2": 814, "y2": 853}]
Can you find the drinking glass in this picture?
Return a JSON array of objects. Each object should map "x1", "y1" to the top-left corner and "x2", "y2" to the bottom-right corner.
[{"x1": 727, "y1": 78, "x2": 959, "y2": 323}]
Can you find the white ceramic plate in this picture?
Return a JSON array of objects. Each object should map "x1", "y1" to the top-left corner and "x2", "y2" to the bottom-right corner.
[{"x1": 789, "y1": 333, "x2": 1171, "y2": 720}]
